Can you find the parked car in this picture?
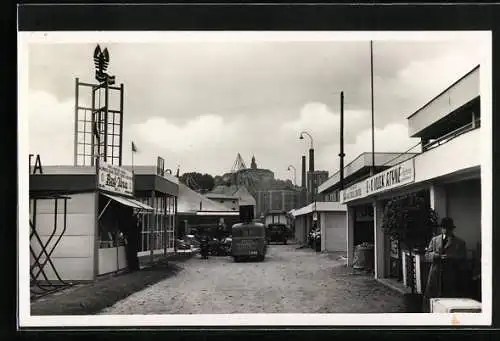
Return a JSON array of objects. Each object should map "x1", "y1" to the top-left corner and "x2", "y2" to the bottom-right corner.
[
  {"x1": 266, "y1": 223, "x2": 289, "y2": 245},
  {"x1": 221, "y1": 237, "x2": 232, "y2": 255},
  {"x1": 175, "y1": 238, "x2": 191, "y2": 250},
  {"x1": 183, "y1": 234, "x2": 200, "y2": 250}
]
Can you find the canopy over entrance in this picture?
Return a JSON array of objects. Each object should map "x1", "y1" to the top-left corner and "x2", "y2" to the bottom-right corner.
[{"x1": 99, "y1": 192, "x2": 154, "y2": 220}]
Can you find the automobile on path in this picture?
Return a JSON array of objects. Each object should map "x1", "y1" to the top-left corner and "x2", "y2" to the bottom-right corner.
[
  {"x1": 231, "y1": 221, "x2": 267, "y2": 262},
  {"x1": 266, "y1": 223, "x2": 289, "y2": 245}
]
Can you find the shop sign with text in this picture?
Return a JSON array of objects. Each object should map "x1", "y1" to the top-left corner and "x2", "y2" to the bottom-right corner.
[
  {"x1": 341, "y1": 158, "x2": 415, "y2": 204},
  {"x1": 98, "y1": 162, "x2": 134, "y2": 197},
  {"x1": 340, "y1": 182, "x2": 365, "y2": 204}
]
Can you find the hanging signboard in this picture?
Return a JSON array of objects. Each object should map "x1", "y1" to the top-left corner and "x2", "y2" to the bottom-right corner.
[
  {"x1": 341, "y1": 158, "x2": 415, "y2": 204},
  {"x1": 98, "y1": 161, "x2": 134, "y2": 197},
  {"x1": 157, "y1": 156, "x2": 165, "y2": 176}
]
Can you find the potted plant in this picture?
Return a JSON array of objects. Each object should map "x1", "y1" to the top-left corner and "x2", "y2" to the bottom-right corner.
[{"x1": 382, "y1": 192, "x2": 439, "y2": 312}]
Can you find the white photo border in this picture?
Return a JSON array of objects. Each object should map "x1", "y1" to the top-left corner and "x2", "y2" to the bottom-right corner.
[{"x1": 18, "y1": 30, "x2": 492, "y2": 327}]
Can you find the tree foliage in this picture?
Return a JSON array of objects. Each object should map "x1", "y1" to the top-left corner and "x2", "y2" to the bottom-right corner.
[
  {"x1": 179, "y1": 172, "x2": 215, "y2": 192},
  {"x1": 382, "y1": 192, "x2": 439, "y2": 251}
]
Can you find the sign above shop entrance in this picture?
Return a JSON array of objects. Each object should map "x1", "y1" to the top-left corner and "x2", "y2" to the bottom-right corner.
[
  {"x1": 340, "y1": 158, "x2": 415, "y2": 204},
  {"x1": 29, "y1": 154, "x2": 43, "y2": 174},
  {"x1": 98, "y1": 161, "x2": 134, "y2": 197}
]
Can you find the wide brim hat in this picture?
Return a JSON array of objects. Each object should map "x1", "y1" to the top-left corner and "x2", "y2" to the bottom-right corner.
[{"x1": 440, "y1": 217, "x2": 456, "y2": 230}]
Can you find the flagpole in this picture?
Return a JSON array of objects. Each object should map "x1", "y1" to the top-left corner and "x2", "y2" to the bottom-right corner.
[
  {"x1": 370, "y1": 40, "x2": 375, "y2": 176},
  {"x1": 131, "y1": 142, "x2": 135, "y2": 175}
]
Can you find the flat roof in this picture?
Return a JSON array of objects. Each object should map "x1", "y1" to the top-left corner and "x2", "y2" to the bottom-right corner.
[
  {"x1": 30, "y1": 165, "x2": 95, "y2": 175},
  {"x1": 406, "y1": 64, "x2": 480, "y2": 120},
  {"x1": 292, "y1": 201, "x2": 346, "y2": 217},
  {"x1": 318, "y1": 152, "x2": 419, "y2": 193},
  {"x1": 30, "y1": 165, "x2": 179, "y2": 196}
]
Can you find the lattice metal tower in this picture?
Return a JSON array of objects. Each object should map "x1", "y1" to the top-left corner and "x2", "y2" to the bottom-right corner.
[{"x1": 74, "y1": 45, "x2": 124, "y2": 166}]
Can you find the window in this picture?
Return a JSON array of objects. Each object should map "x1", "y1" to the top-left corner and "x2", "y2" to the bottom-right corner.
[
  {"x1": 165, "y1": 195, "x2": 176, "y2": 250},
  {"x1": 137, "y1": 194, "x2": 170, "y2": 253}
]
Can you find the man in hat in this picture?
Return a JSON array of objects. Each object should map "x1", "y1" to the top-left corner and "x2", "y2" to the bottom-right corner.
[{"x1": 422, "y1": 217, "x2": 467, "y2": 312}]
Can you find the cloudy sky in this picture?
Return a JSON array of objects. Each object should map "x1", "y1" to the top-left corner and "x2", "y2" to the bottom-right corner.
[{"x1": 25, "y1": 33, "x2": 486, "y2": 182}]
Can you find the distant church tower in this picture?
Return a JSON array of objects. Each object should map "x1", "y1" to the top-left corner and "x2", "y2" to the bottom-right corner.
[{"x1": 250, "y1": 155, "x2": 257, "y2": 169}]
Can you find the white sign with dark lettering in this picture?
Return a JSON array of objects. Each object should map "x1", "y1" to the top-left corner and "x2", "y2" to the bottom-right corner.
[
  {"x1": 98, "y1": 161, "x2": 134, "y2": 197},
  {"x1": 341, "y1": 182, "x2": 365, "y2": 203},
  {"x1": 341, "y1": 158, "x2": 415, "y2": 204}
]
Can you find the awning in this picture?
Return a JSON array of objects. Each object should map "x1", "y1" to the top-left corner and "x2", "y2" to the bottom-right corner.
[
  {"x1": 101, "y1": 192, "x2": 154, "y2": 211},
  {"x1": 125, "y1": 197, "x2": 155, "y2": 211}
]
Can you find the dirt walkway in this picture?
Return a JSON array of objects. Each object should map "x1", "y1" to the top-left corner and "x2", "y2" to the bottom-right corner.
[
  {"x1": 101, "y1": 245, "x2": 407, "y2": 314},
  {"x1": 30, "y1": 260, "x2": 183, "y2": 315}
]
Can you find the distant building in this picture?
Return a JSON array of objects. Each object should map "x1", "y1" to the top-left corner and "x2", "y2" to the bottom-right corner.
[
  {"x1": 307, "y1": 170, "x2": 329, "y2": 200},
  {"x1": 255, "y1": 189, "x2": 298, "y2": 217},
  {"x1": 177, "y1": 182, "x2": 239, "y2": 237},
  {"x1": 237, "y1": 156, "x2": 275, "y2": 184},
  {"x1": 205, "y1": 193, "x2": 239, "y2": 212},
  {"x1": 209, "y1": 184, "x2": 257, "y2": 218}
]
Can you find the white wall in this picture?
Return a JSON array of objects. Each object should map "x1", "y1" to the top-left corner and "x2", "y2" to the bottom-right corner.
[
  {"x1": 214, "y1": 198, "x2": 239, "y2": 212},
  {"x1": 321, "y1": 212, "x2": 347, "y2": 252},
  {"x1": 414, "y1": 128, "x2": 480, "y2": 183},
  {"x1": 30, "y1": 192, "x2": 96, "y2": 281},
  {"x1": 408, "y1": 67, "x2": 478, "y2": 136},
  {"x1": 445, "y1": 178, "x2": 481, "y2": 256},
  {"x1": 98, "y1": 246, "x2": 128, "y2": 275},
  {"x1": 294, "y1": 215, "x2": 306, "y2": 244},
  {"x1": 346, "y1": 206, "x2": 355, "y2": 266}
]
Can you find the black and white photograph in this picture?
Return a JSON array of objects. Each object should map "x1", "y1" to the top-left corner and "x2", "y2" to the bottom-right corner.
[{"x1": 18, "y1": 30, "x2": 492, "y2": 327}]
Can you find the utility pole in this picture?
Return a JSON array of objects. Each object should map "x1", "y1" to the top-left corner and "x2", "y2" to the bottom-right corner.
[
  {"x1": 370, "y1": 40, "x2": 375, "y2": 176},
  {"x1": 339, "y1": 91, "x2": 345, "y2": 190}
]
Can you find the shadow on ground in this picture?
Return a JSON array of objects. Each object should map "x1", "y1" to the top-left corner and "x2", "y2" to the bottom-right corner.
[{"x1": 30, "y1": 260, "x2": 184, "y2": 315}]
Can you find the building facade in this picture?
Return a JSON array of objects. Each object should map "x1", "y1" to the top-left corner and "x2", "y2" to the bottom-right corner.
[
  {"x1": 317, "y1": 152, "x2": 418, "y2": 252},
  {"x1": 205, "y1": 193, "x2": 240, "y2": 212},
  {"x1": 335, "y1": 65, "x2": 482, "y2": 301},
  {"x1": 291, "y1": 201, "x2": 347, "y2": 251},
  {"x1": 126, "y1": 165, "x2": 179, "y2": 257},
  {"x1": 255, "y1": 189, "x2": 298, "y2": 218},
  {"x1": 29, "y1": 163, "x2": 178, "y2": 282},
  {"x1": 307, "y1": 170, "x2": 329, "y2": 200}
]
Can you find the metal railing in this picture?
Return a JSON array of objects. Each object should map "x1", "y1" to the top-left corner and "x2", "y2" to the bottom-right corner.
[
  {"x1": 423, "y1": 119, "x2": 480, "y2": 152},
  {"x1": 30, "y1": 195, "x2": 73, "y2": 300}
]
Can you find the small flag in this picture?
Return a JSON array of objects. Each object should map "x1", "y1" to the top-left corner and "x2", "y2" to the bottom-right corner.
[{"x1": 131, "y1": 141, "x2": 137, "y2": 153}]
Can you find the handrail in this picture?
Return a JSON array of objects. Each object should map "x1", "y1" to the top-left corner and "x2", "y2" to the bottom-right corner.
[{"x1": 423, "y1": 119, "x2": 480, "y2": 151}]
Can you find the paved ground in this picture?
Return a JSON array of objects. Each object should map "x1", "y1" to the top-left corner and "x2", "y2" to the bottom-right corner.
[{"x1": 100, "y1": 245, "x2": 407, "y2": 314}]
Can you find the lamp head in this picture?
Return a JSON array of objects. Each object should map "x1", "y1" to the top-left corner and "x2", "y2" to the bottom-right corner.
[{"x1": 299, "y1": 134, "x2": 304, "y2": 140}]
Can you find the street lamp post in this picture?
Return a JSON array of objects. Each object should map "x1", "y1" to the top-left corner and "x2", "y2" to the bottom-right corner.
[
  {"x1": 287, "y1": 165, "x2": 297, "y2": 186},
  {"x1": 299, "y1": 131, "x2": 314, "y2": 172},
  {"x1": 299, "y1": 131, "x2": 315, "y2": 202}
]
